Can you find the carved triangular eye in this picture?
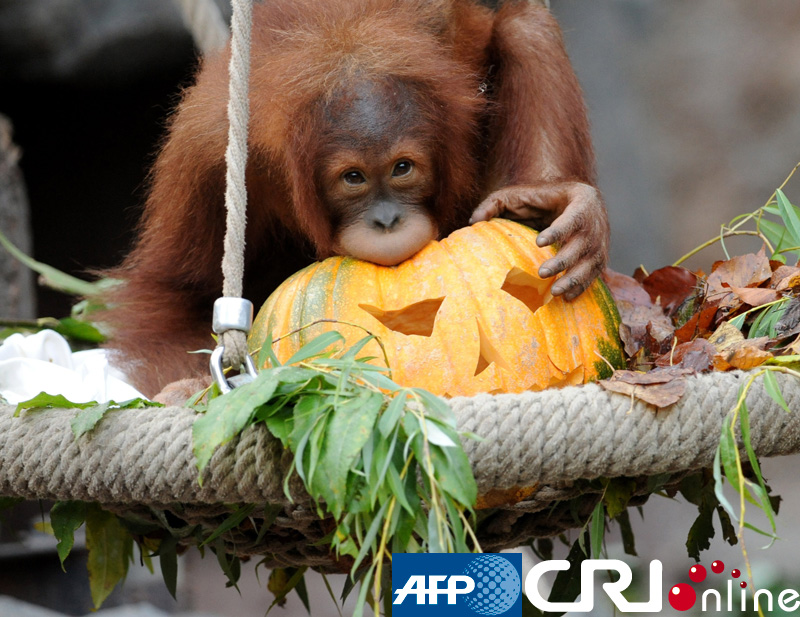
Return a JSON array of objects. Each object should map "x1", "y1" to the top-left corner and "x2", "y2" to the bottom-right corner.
[
  {"x1": 501, "y1": 266, "x2": 553, "y2": 313},
  {"x1": 474, "y1": 320, "x2": 510, "y2": 376},
  {"x1": 358, "y1": 297, "x2": 445, "y2": 337}
]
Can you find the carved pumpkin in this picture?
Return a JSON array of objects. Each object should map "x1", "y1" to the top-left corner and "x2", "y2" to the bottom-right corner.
[{"x1": 250, "y1": 219, "x2": 624, "y2": 397}]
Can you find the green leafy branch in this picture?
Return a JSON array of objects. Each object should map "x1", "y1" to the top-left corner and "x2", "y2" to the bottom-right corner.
[
  {"x1": 696, "y1": 169, "x2": 800, "y2": 617},
  {"x1": 0, "y1": 225, "x2": 111, "y2": 344},
  {"x1": 192, "y1": 331, "x2": 480, "y2": 616},
  {"x1": 713, "y1": 365, "x2": 796, "y2": 617}
]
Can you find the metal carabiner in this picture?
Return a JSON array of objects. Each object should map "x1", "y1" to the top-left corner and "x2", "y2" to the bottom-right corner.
[{"x1": 210, "y1": 345, "x2": 258, "y2": 394}]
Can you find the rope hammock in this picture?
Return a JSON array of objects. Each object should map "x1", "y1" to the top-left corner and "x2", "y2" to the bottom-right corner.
[
  {"x1": 3, "y1": 371, "x2": 800, "y2": 568},
  {"x1": 1, "y1": 0, "x2": 799, "y2": 574}
]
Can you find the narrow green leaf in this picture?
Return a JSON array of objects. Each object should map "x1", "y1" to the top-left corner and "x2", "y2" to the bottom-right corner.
[
  {"x1": 713, "y1": 444, "x2": 738, "y2": 521},
  {"x1": 763, "y1": 370, "x2": 791, "y2": 413},
  {"x1": 85, "y1": 505, "x2": 132, "y2": 609},
  {"x1": 201, "y1": 504, "x2": 256, "y2": 546},
  {"x1": 590, "y1": 501, "x2": 605, "y2": 558},
  {"x1": 361, "y1": 432, "x2": 375, "y2": 484},
  {"x1": 728, "y1": 314, "x2": 746, "y2": 330},
  {"x1": 402, "y1": 414, "x2": 421, "y2": 460},
  {"x1": 304, "y1": 412, "x2": 329, "y2": 492},
  {"x1": 0, "y1": 226, "x2": 105, "y2": 297},
  {"x1": 749, "y1": 301, "x2": 788, "y2": 339},
  {"x1": 254, "y1": 504, "x2": 283, "y2": 546},
  {"x1": 285, "y1": 331, "x2": 344, "y2": 365},
  {"x1": 371, "y1": 429, "x2": 399, "y2": 505},
  {"x1": 378, "y1": 392, "x2": 406, "y2": 438},
  {"x1": 391, "y1": 508, "x2": 417, "y2": 554},
  {"x1": 356, "y1": 369, "x2": 402, "y2": 392},
  {"x1": 442, "y1": 494, "x2": 467, "y2": 553},
  {"x1": 293, "y1": 573, "x2": 311, "y2": 614},
  {"x1": 53, "y1": 317, "x2": 106, "y2": 344},
  {"x1": 616, "y1": 510, "x2": 637, "y2": 556},
  {"x1": 256, "y1": 331, "x2": 281, "y2": 369},
  {"x1": 759, "y1": 217, "x2": 789, "y2": 259},
  {"x1": 427, "y1": 508, "x2": 445, "y2": 553},
  {"x1": 312, "y1": 358, "x2": 389, "y2": 372},
  {"x1": 50, "y1": 501, "x2": 88, "y2": 570},
  {"x1": 341, "y1": 335, "x2": 377, "y2": 360},
  {"x1": 738, "y1": 398, "x2": 778, "y2": 535},
  {"x1": 718, "y1": 418, "x2": 740, "y2": 489},
  {"x1": 423, "y1": 418, "x2": 457, "y2": 447},
  {"x1": 741, "y1": 521, "x2": 779, "y2": 544},
  {"x1": 387, "y1": 465, "x2": 414, "y2": 514},
  {"x1": 351, "y1": 564, "x2": 374, "y2": 617},
  {"x1": 157, "y1": 534, "x2": 179, "y2": 599},
  {"x1": 214, "y1": 538, "x2": 241, "y2": 591},
  {"x1": 776, "y1": 189, "x2": 800, "y2": 247},
  {"x1": 351, "y1": 499, "x2": 390, "y2": 575},
  {"x1": 267, "y1": 566, "x2": 309, "y2": 614}
]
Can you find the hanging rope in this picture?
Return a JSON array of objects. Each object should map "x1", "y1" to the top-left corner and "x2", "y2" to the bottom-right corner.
[
  {"x1": 174, "y1": 0, "x2": 229, "y2": 56},
  {"x1": 216, "y1": 0, "x2": 253, "y2": 373}
]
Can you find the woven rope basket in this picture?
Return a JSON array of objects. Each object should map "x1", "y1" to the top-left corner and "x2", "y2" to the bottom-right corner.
[{"x1": 2, "y1": 370, "x2": 798, "y2": 568}]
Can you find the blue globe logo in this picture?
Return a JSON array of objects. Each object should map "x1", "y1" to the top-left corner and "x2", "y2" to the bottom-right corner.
[{"x1": 462, "y1": 554, "x2": 521, "y2": 615}]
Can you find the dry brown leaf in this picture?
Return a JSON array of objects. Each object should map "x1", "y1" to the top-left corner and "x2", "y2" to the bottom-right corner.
[
  {"x1": 617, "y1": 301, "x2": 674, "y2": 357},
  {"x1": 600, "y1": 368, "x2": 692, "y2": 408},
  {"x1": 602, "y1": 269, "x2": 652, "y2": 305},
  {"x1": 707, "y1": 249, "x2": 772, "y2": 298},
  {"x1": 709, "y1": 321, "x2": 745, "y2": 353},
  {"x1": 655, "y1": 338, "x2": 716, "y2": 372},
  {"x1": 783, "y1": 334, "x2": 800, "y2": 355},
  {"x1": 641, "y1": 266, "x2": 699, "y2": 315},
  {"x1": 675, "y1": 303, "x2": 718, "y2": 343},
  {"x1": 775, "y1": 298, "x2": 800, "y2": 339},
  {"x1": 770, "y1": 265, "x2": 800, "y2": 291},
  {"x1": 713, "y1": 340, "x2": 772, "y2": 371},
  {"x1": 729, "y1": 286, "x2": 781, "y2": 308},
  {"x1": 475, "y1": 485, "x2": 538, "y2": 509}
]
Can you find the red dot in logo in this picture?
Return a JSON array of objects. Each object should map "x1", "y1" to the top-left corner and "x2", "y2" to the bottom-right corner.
[
  {"x1": 711, "y1": 560, "x2": 725, "y2": 574},
  {"x1": 740, "y1": 581, "x2": 748, "y2": 589},
  {"x1": 688, "y1": 564, "x2": 707, "y2": 583},
  {"x1": 731, "y1": 569, "x2": 741, "y2": 578},
  {"x1": 668, "y1": 584, "x2": 697, "y2": 611}
]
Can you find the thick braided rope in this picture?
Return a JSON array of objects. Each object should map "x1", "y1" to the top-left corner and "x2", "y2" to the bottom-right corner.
[
  {"x1": 2, "y1": 371, "x2": 799, "y2": 506},
  {"x1": 175, "y1": 0, "x2": 229, "y2": 56},
  {"x1": 219, "y1": 0, "x2": 253, "y2": 367}
]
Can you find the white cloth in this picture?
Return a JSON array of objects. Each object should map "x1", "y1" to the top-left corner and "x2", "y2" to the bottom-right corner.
[{"x1": 0, "y1": 330, "x2": 145, "y2": 405}]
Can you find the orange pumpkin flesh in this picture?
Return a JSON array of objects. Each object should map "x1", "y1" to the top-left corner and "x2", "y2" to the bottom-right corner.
[{"x1": 250, "y1": 219, "x2": 624, "y2": 397}]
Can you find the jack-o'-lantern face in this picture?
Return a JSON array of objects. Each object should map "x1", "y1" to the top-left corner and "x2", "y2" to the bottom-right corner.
[{"x1": 250, "y1": 219, "x2": 624, "y2": 397}]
